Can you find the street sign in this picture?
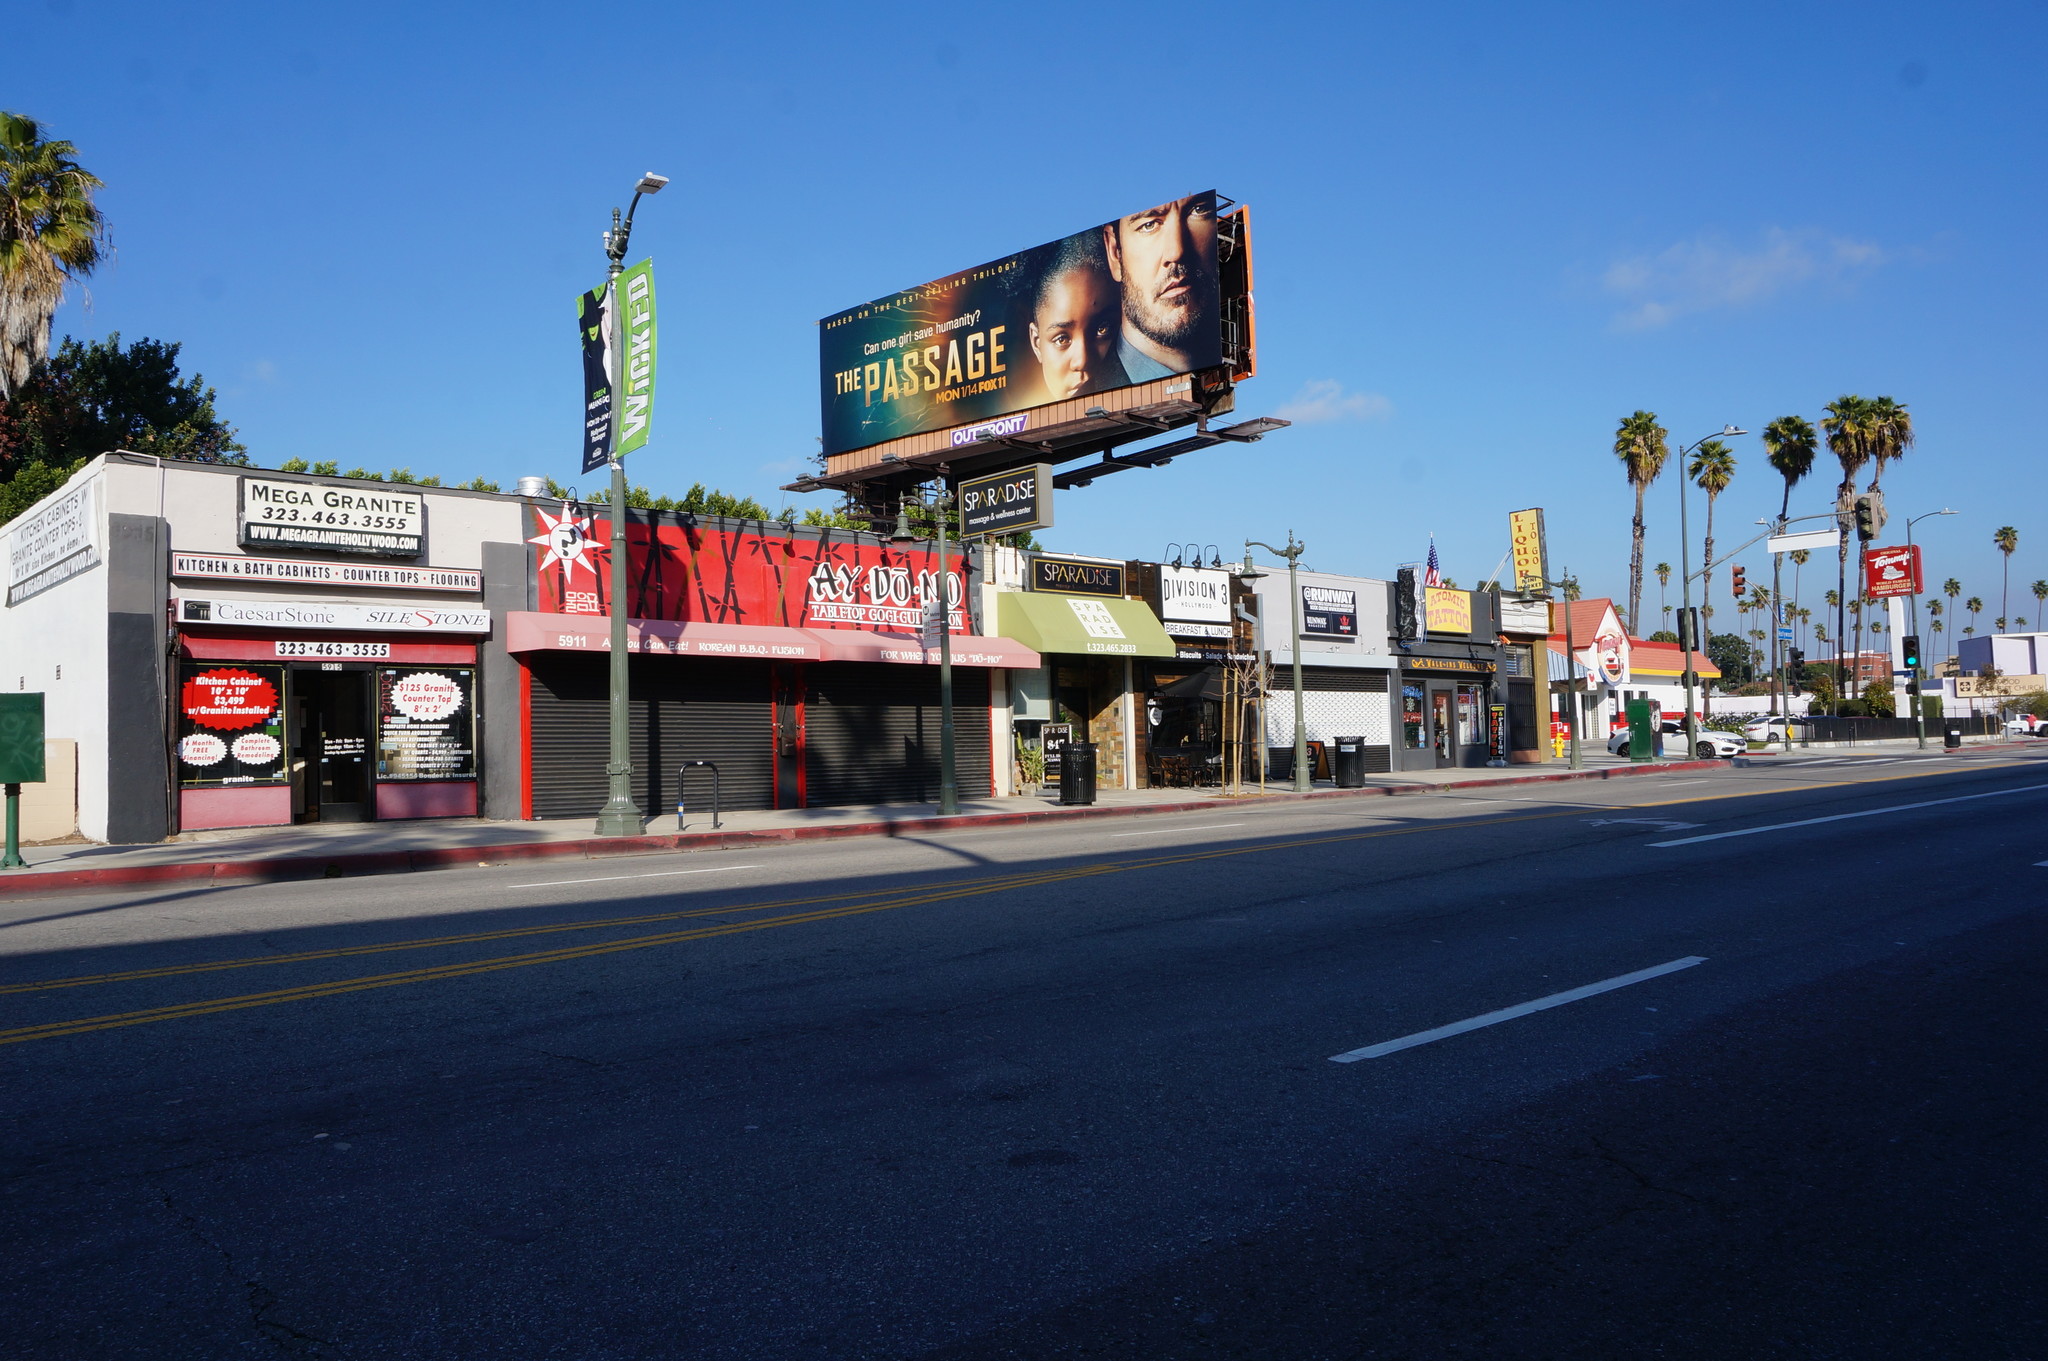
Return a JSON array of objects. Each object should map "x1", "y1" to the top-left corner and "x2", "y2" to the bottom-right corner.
[
  {"x1": 1767, "y1": 527, "x2": 1842, "y2": 555},
  {"x1": 959, "y1": 464, "x2": 1052, "y2": 538},
  {"x1": 1777, "y1": 627, "x2": 1793, "y2": 641}
]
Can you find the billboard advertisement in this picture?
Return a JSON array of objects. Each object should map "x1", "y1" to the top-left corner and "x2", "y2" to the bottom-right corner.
[{"x1": 818, "y1": 192, "x2": 1223, "y2": 457}]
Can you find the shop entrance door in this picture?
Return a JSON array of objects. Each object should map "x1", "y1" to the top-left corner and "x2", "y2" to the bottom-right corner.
[
  {"x1": 1429, "y1": 685, "x2": 1455, "y2": 767},
  {"x1": 293, "y1": 668, "x2": 371, "y2": 822},
  {"x1": 772, "y1": 665, "x2": 805, "y2": 809}
]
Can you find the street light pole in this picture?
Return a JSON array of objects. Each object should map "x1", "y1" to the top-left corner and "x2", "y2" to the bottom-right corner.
[
  {"x1": 1247, "y1": 534, "x2": 1309, "y2": 792},
  {"x1": 595, "y1": 173, "x2": 667, "y2": 837},
  {"x1": 1904, "y1": 508, "x2": 1955, "y2": 750},
  {"x1": 1674, "y1": 426, "x2": 1746, "y2": 759},
  {"x1": 934, "y1": 477, "x2": 959, "y2": 815}
]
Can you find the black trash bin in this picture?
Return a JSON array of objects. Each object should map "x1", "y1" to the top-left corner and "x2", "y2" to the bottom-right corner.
[
  {"x1": 1333, "y1": 736, "x2": 1368, "y2": 788},
  {"x1": 1058, "y1": 741, "x2": 1098, "y2": 805},
  {"x1": 1944, "y1": 724, "x2": 1962, "y2": 750}
]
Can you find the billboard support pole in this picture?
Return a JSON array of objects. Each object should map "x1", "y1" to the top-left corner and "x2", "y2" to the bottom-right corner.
[{"x1": 936, "y1": 477, "x2": 959, "y2": 816}]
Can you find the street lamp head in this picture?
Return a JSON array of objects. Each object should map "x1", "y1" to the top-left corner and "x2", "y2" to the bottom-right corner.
[
  {"x1": 635, "y1": 173, "x2": 670, "y2": 195},
  {"x1": 1722, "y1": 425, "x2": 1747, "y2": 437},
  {"x1": 889, "y1": 502, "x2": 919, "y2": 546}
]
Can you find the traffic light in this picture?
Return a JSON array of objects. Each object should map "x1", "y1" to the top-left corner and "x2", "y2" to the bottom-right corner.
[
  {"x1": 1730, "y1": 565, "x2": 1746, "y2": 597},
  {"x1": 1902, "y1": 634, "x2": 1921, "y2": 669},
  {"x1": 1788, "y1": 647, "x2": 1806, "y2": 694},
  {"x1": 1677, "y1": 607, "x2": 1696, "y2": 653},
  {"x1": 1854, "y1": 494, "x2": 1879, "y2": 541}
]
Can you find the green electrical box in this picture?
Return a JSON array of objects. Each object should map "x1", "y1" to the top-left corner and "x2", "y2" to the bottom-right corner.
[
  {"x1": 1626, "y1": 697, "x2": 1657, "y2": 762},
  {"x1": 0, "y1": 693, "x2": 47, "y2": 784}
]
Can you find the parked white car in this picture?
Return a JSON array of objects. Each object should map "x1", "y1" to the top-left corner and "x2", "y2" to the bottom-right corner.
[
  {"x1": 1743, "y1": 716, "x2": 1813, "y2": 741},
  {"x1": 1606, "y1": 727, "x2": 1746, "y2": 760}
]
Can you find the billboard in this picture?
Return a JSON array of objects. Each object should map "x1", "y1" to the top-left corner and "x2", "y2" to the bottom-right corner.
[
  {"x1": 1508, "y1": 508, "x2": 1548, "y2": 595},
  {"x1": 819, "y1": 192, "x2": 1224, "y2": 457}
]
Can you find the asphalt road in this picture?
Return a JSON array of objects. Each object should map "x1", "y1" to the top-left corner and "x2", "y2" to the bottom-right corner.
[{"x1": 3, "y1": 750, "x2": 2045, "y2": 1359}]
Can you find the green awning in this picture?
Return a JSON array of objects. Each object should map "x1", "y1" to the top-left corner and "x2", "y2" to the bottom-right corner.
[{"x1": 997, "y1": 592, "x2": 1177, "y2": 658}]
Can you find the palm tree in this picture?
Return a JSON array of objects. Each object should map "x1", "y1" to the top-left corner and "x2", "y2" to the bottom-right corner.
[
  {"x1": 1, "y1": 112, "x2": 108, "y2": 398},
  {"x1": 2034, "y1": 580, "x2": 2048, "y2": 628},
  {"x1": 1654, "y1": 561, "x2": 1672, "y2": 624},
  {"x1": 1614, "y1": 411, "x2": 1669, "y2": 634},
  {"x1": 1864, "y1": 397, "x2": 1915, "y2": 490},
  {"x1": 1993, "y1": 526, "x2": 2019, "y2": 626},
  {"x1": 1690, "y1": 438, "x2": 1736, "y2": 611},
  {"x1": 1967, "y1": 596, "x2": 1984, "y2": 636},
  {"x1": 1762, "y1": 415, "x2": 1818, "y2": 521},
  {"x1": 1822, "y1": 395, "x2": 1873, "y2": 696}
]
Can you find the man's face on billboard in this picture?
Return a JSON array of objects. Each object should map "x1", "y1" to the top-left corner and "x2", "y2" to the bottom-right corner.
[
  {"x1": 1105, "y1": 194, "x2": 1217, "y2": 356},
  {"x1": 1029, "y1": 266, "x2": 1120, "y2": 400}
]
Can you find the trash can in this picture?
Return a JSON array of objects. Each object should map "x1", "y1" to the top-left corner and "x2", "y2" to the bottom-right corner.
[
  {"x1": 1058, "y1": 741, "x2": 1097, "y2": 805},
  {"x1": 1333, "y1": 737, "x2": 1368, "y2": 788},
  {"x1": 1944, "y1": 724, "x2": 1962, "y2": 750}
]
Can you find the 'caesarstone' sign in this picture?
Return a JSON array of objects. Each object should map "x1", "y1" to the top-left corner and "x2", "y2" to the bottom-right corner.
[
  {"x1": 237, "y1": 476, "x2": 426, "y2": 556},
  {"x1": 176, "y1": 595, "x2": 491, "y2": 633}
]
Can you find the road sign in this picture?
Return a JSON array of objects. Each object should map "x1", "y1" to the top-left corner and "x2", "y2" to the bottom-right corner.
[
  {"x1": 1767, "y1": 527, "x2": 1842, "y2": 555},
  {"x1": 1777, "y1": 627, "x2": 1793, "y2": 641}
]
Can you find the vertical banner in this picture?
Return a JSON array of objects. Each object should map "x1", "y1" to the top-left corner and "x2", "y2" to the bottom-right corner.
[
  {"x1": 577, "y1": 280, "x2": 614, "y2": 475},
  {"x1": 1508, "y1": 508, "x2": 1548, "y2": 595},
  {"x1": 615, "y1": 259, "x2": 657, "y2": 459}
]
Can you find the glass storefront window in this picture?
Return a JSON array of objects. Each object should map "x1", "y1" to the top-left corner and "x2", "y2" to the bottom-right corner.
[{"x1": 1402, "y1": 684, "x2": 1426, "y2": 749}]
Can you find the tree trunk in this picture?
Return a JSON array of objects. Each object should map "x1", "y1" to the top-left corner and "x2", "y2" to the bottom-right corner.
[{"x1": 1629, "y1": 482, "x2": 1646, "y2": 635}]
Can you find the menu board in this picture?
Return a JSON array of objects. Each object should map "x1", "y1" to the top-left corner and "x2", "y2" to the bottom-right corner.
[
  {"x1": 375, "y1": 667, "x2": 476, "y2": 782},
  {"x1": 178, "y1": 664, "x2": 287, "y2": 786}
]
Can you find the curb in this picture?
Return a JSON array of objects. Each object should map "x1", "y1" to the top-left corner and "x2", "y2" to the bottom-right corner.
[{"x1": 0, "y1": 759, "x2": 1728, "y2": 900}]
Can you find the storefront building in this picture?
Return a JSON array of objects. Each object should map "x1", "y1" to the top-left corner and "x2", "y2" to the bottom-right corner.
[
  {"x1": 1247, "y1": 568, "x2": 1398, "y2": 778},
  {"x1": 1391, "y1": 577, "x2": 1502, "y2": 770},
  {"x1": 0, "y1": 454, "x2": 527, "y2": 841},
  {"x1": 1545, "y1": 599, "x2": 1717, "y2": 742},
  {"x1": 1123, "y1": 560, "x2": 1260, "y2": 787},
  {"x1": 1495, "y1": 593, "x2": 1553, "y2": 762},
  {"x1": 990, "y1": 550, "x2": 1176, "y2": 792},
  {"x1": 512, "y1": 505, "x2": 1038, "y2": 818}
]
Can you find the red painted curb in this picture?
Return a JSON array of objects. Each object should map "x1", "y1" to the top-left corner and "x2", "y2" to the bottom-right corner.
[{"x1": 0, "y1": 759, "x2": 1728, "y2": 899}]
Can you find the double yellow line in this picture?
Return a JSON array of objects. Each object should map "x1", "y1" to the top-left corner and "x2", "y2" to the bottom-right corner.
[
  {"x1": 4, "y1": 759, "x2": 2028, "y2": 1048},
  {"x1": 0, "y1": 811, "x2": 1576, "y2": 1047}
]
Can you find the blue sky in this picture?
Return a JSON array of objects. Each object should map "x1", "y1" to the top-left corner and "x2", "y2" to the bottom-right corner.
[{"x1": 15, "y1": 1, "x2": 2047, "y2": 636}]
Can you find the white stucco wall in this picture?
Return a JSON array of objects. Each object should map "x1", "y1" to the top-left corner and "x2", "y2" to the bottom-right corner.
[{"x1": 0, "y1": 460, "x2": 114, "y2": 840}]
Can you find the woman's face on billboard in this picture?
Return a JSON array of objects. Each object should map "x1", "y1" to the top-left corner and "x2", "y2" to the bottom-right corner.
[{"x1": 1029, "y1": 266, "x2": 1119, "y2": 399}]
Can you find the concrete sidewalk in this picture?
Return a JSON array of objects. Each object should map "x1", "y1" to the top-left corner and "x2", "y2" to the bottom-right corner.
[{"x1": 0, "y1": 751, "x2": 1740, "y2": 898}]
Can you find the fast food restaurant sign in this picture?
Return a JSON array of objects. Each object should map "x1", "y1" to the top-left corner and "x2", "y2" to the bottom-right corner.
[{"x1": 1862, "y1": 544, "x2": 1922, "y2": 599}]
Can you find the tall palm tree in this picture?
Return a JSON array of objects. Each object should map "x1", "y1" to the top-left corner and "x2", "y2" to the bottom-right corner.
[
  {"x1": 1967, "y1": 596, "x2": 1984, "y2": 636},
  {"x1": 1689, "y1": 438, "x2": 1736, "y2": 617},
  {"x1": 1762, "y1": 415, "x2": 1818, "y2": 521},
  {"x1": 1993, "y1": 526, "x2": 2019, "y2": 625},
  {"x1": 1822, "y1": 395, "x2": 1873, "y2": 696},
  {"x1": 1614, "y1": 411, "x2": 1669, "y2": 634},
  {"x1": 1864, "y1": 396, "x2": 1915, "y2": 490},
  {"x1": 1654, "y1": 561, "x2": 1671, "y2": 624},
  {"x1": 2033, "y1": 580, "x2": 2048, "y2": 627},
  {"x1": 1, "y1": 112, "x2": 108, "y2": 398}
]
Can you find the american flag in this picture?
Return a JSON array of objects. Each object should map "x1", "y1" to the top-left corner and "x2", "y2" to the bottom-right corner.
[{"x1": 1424, "y1": 538, "x2": 1443, "y2": 588}]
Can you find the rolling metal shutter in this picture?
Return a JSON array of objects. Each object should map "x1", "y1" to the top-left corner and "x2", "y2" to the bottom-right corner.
[
  {"x1": 803, "y1": 663, "x2": 992, "y2": 806},
  {"x1": 527, "y1": 654, "x2": 774, "y2": 819},
  {"x1": 1269, "y1": 666, "x2": 1392, "y2": 772}
]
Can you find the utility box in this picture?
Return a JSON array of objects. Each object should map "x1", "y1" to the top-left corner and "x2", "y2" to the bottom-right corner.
[
  {"x1": 1626, "y1": 698, "x2": 1657, "y2": 762},
  {"x1": 0, "y1": 694, "x2": 46, "y2": 784}
]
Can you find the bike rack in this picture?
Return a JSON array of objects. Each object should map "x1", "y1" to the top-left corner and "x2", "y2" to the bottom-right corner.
[{"x1": 676, "y1": 761, "x2": 722, "y2": 830}]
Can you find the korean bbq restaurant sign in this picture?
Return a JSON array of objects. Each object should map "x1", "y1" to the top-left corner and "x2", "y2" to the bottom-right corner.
[
  {"x1": 531, "y1": 509, "x2": 967, "y2": 634},
  {"x1": 238, "y1": 476, "x2": 425, "y2": 556}
]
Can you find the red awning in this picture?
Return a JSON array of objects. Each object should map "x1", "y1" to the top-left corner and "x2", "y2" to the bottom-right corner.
[
  {"x1": 805, "y1": 630, "x2": 1041, "y2": 668},
  {"x1": 504, "y1": 612, "x2": 823, "y2": 659}
]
